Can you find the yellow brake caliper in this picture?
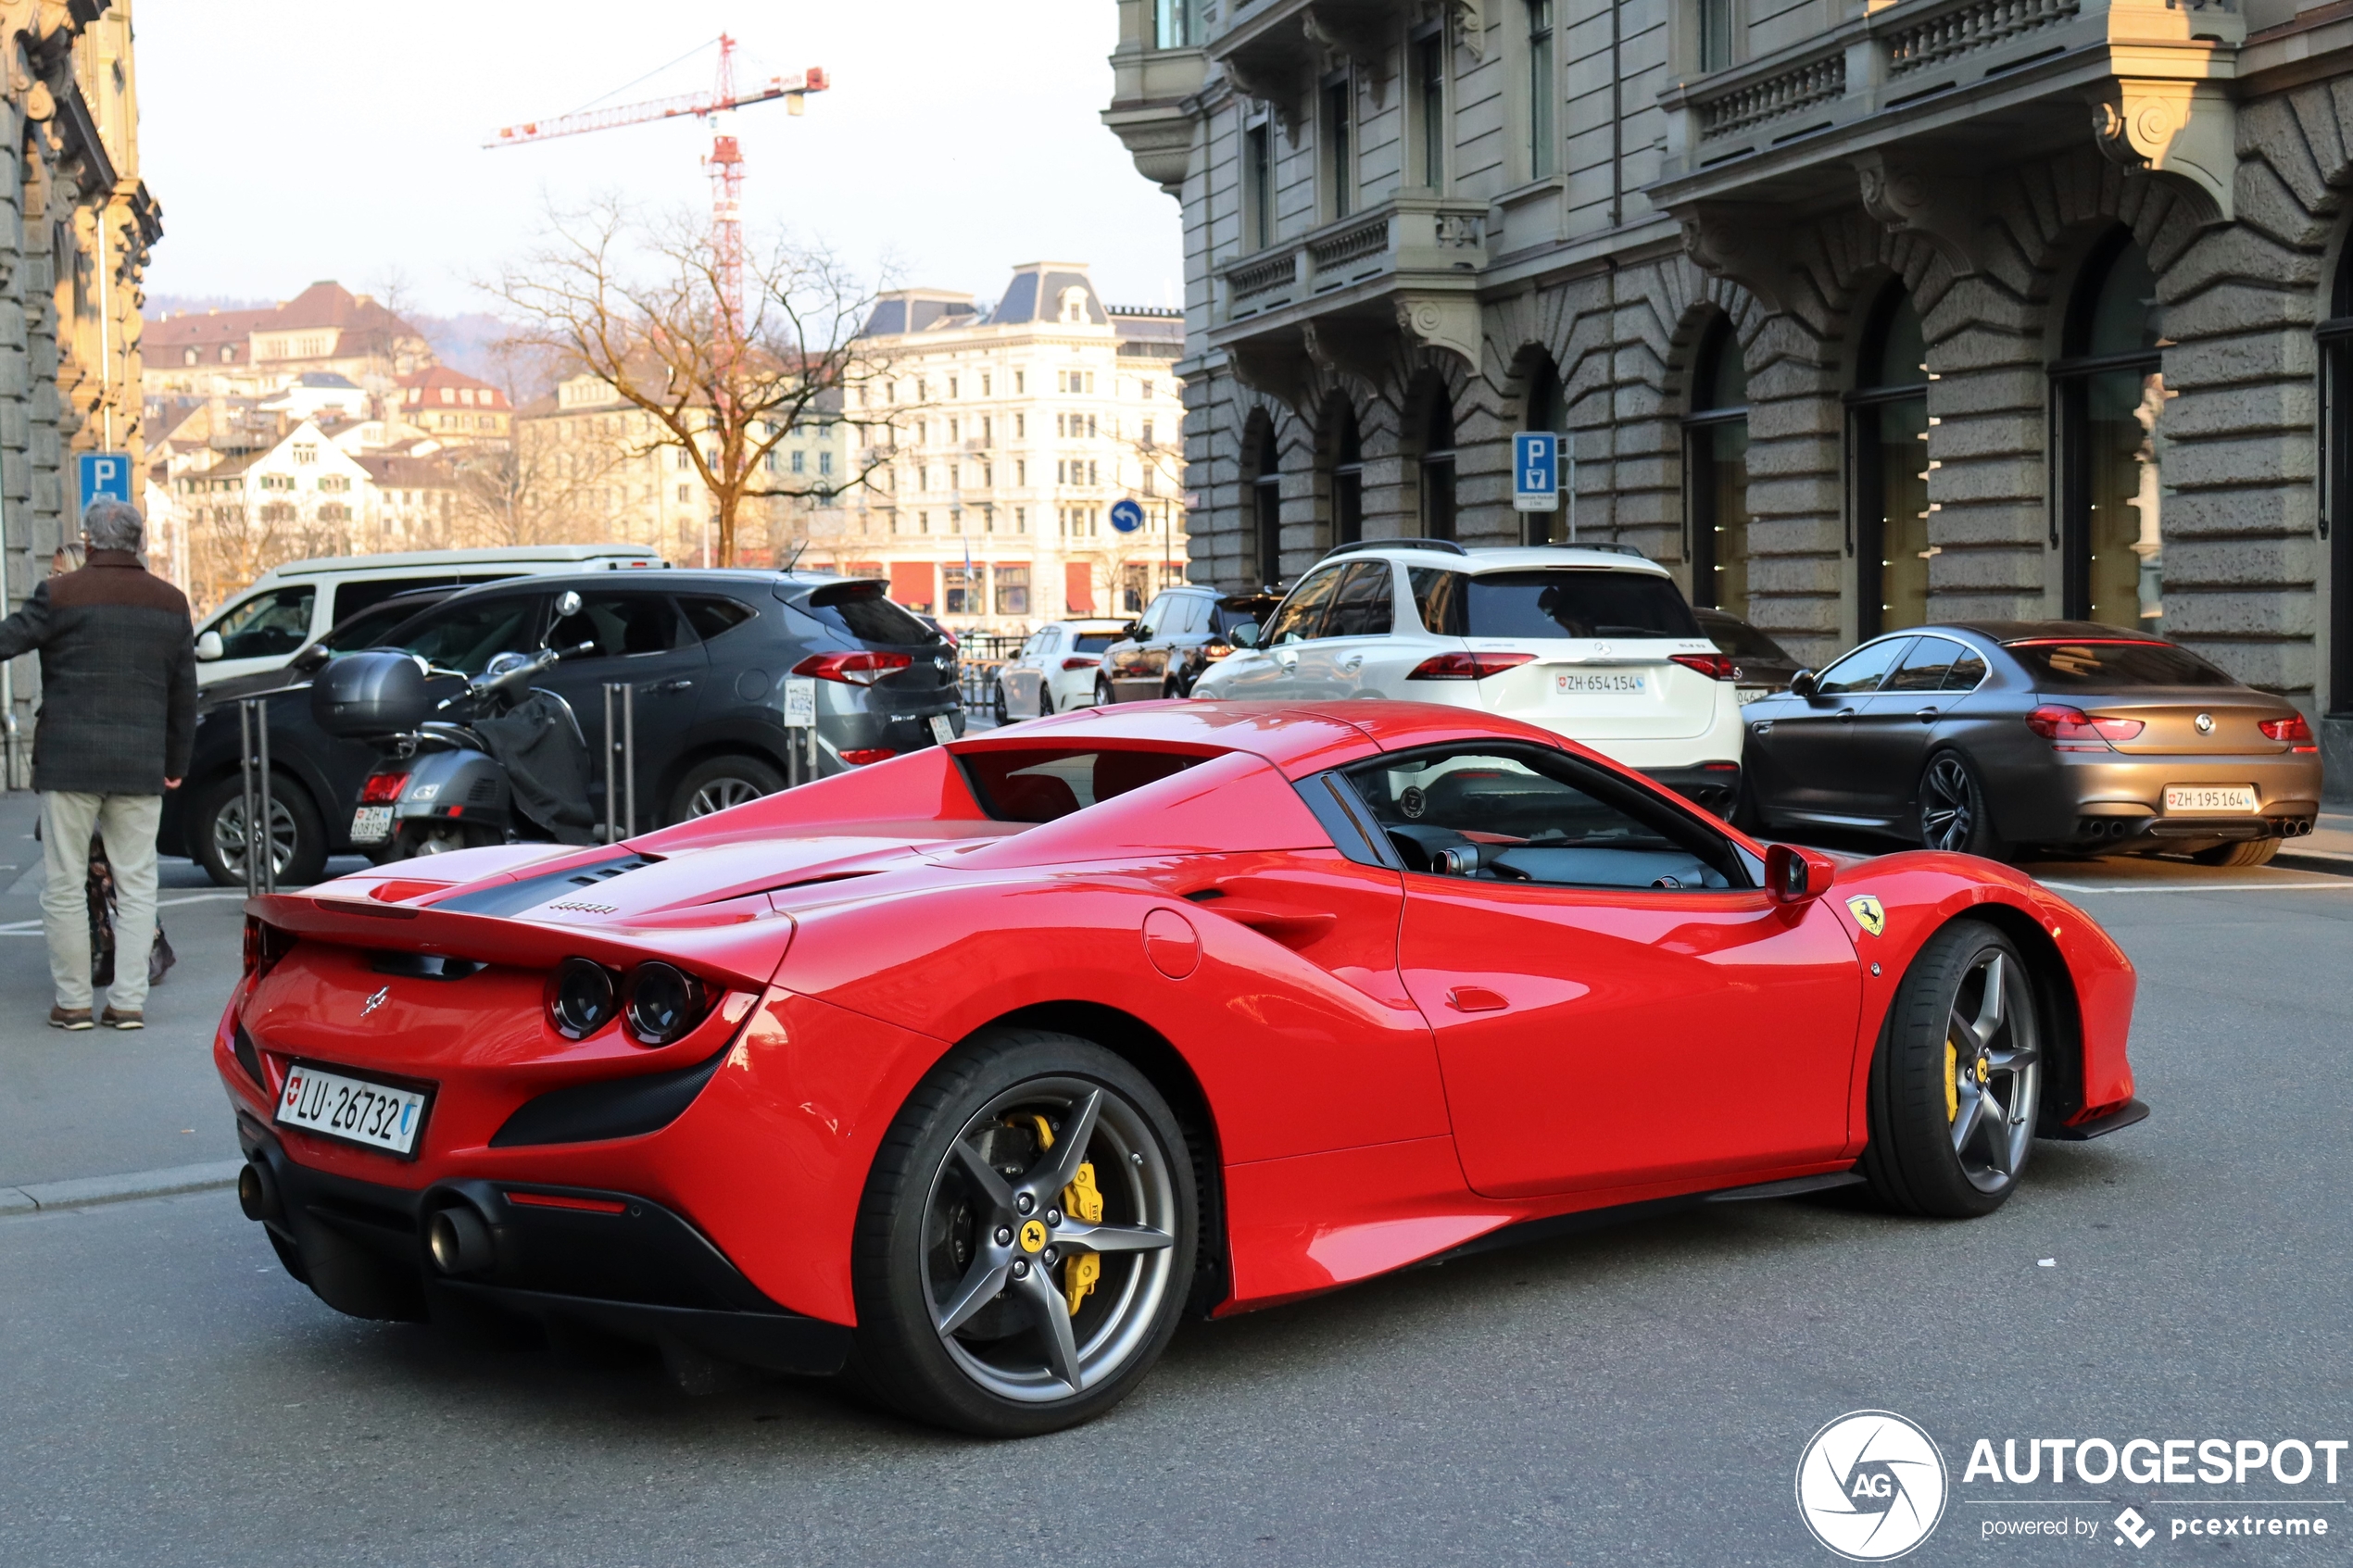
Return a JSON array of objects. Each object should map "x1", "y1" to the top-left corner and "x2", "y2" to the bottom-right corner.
[
  {"x1": 1018, "y1": 1115, "x2": 1103, "y2": 1317},
  {"x1": 1944, "y1": 1040, "x2": 1959, "y2": 1124}
]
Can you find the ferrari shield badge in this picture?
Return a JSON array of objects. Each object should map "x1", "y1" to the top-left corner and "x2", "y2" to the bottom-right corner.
[{"x1": 1846, "y1": 895, "x2": 1886, "y2": 937}]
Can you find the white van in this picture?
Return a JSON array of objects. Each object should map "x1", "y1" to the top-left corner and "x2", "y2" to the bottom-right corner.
[{"x1": 193, "y1": 545, "x2": 666, "y2": 687}]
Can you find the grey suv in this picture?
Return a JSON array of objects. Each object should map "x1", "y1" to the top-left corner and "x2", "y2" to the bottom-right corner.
[{"x1": 163, "y1": 571, "x2": 962, "y2": 886}]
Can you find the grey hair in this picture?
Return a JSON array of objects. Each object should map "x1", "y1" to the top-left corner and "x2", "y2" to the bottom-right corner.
[{"x1": 82, "y1": 498, "x2": 145, "y2": 554}]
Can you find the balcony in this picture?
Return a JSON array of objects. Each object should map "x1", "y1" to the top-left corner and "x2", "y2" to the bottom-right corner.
[
  {"x1": 1653, "y1": 0, "x2": 2244, "y2": 246},
  {"x1": 1211, "y1": 194, "x2": 1491, "y2": 377}
]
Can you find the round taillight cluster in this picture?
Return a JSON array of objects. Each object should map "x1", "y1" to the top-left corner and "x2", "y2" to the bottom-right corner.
[{"x1": 547, "y1": 957, "x2": 708, "y2": 1047}]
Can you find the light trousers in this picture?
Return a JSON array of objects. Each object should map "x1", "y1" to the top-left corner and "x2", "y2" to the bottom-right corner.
[{"x1": 41, "y1": 791, "x2": 161, "y2": 1013}]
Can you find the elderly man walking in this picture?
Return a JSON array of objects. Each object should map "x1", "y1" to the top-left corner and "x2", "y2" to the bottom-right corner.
[{"x1": 0, "y1": 500, "x2": 196, "y2": 1030}]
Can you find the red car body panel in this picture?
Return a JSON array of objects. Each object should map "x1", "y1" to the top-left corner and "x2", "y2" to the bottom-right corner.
[{"x1": 215, "y1": 700, "x2": 2139, "y2": 1336}]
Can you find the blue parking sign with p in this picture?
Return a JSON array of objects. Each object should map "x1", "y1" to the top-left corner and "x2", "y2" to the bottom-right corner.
[
  {"x1": 78, "y1": 452, "x2": 132, "y2": 509},
  {"x1": 1512, "y1": 433, "x2": 1558, "y2": 512}
]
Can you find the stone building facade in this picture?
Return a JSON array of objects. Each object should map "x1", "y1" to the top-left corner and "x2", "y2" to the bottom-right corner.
[
  {"x1": 1104, "y1": 0, "x2": 2353, "y2": 790},
  {"x1": 0, "y1": 0, "x2": 159, "y2": 784}
]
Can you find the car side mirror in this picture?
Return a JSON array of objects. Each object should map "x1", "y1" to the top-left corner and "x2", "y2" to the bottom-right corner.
[
  {"x1": 195, "y1": 630, "x2": 224, "y2": 662},
  {"x1": 1124, "y1": 621, "x2": 1145, "y2": 639},
  {"x1": 1765, "y1": 843, "x2": 1837, "y2": 904},
  {"x1": 1789, "y1": 669, "x2": 1818, "y2": 700},
  {"x1": 1228, "y1": 621, "x2": 1260, "y2": 649},
  {"x1": 290, "y1": 644, "x2": 331, "y2": 674}
]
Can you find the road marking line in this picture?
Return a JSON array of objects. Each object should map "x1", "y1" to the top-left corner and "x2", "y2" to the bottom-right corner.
[{"x1": 2039, "y1": 880, "x2": 2353, "y2": 895}]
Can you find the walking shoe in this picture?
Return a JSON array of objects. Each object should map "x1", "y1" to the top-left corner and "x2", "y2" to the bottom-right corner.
[
  {"x1": 48, "y1": 1007, "x2": 94, "y2": 1031},
  {"x1": 100, "y1": 1008, "x2": 145, "y2": 1031}
]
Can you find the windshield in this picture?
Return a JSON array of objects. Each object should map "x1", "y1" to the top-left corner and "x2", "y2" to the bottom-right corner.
[
  {"x1": 1410, "y1": 568, "x2": 1701, "y2": 640},
  {"x1": 801, "y1": 580, "x2": 939, "y2": 646},
  {"x1": 960, "y1": 746, "x2": 1207, "y2": 822},
  {"x1": 2009, "y1": 639, "x2": 2236, "y2": 689}
]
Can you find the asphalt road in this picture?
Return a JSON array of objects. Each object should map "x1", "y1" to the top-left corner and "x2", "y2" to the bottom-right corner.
[{"x1": 3, "y1": 798, "x2": 2350, "y2": 1565}]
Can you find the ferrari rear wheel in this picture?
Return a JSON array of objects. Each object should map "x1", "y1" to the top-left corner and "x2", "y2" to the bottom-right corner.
[
  {"x1": 849, "y1": 1030, "x2": 1196, "y2": 1437},
  {"x1": 1860, "y1": 920, "x2": 2043, "y2": 1218}
]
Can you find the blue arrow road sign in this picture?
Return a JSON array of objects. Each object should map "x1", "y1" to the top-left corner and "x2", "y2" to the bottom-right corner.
[
  {"x1": 1109, "y1": 497, "x2": 1147, "y2": 534},
  {"x1": 77, "y1": 452, "x2": 133, "y2": 510},
  {"x1": 1511, "y1": 433, "x2": 1558, "y2": 512}
]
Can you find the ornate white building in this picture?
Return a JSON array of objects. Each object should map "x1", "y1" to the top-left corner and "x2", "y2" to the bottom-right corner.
[{"x1": 825, "y1": 262, "x2": 1190, "y2": 633}]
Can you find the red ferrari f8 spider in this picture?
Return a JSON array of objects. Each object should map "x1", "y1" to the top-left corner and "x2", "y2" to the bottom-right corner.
[{"x1": 218, "y1": 700, "x2": 2145, "y2": 1436}]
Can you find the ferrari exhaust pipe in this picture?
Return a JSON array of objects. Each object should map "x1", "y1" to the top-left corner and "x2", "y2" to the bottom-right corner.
[
  {"x1": 427, "y1": 1205, "x2": 497, "y2": 1276},
  {"x1": 236, "y1": 1160, "x2": 282, "y2": 1223}
]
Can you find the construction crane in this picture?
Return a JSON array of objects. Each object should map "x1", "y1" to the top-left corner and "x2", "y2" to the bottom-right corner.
[{"x1": 485, "y1": 36, "x2": 828, "y2": 328}]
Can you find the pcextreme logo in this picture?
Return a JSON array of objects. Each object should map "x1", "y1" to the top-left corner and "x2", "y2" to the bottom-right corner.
[{"x1": 1796, "y1": 1411, "x2": 1950, "y2": 1562}]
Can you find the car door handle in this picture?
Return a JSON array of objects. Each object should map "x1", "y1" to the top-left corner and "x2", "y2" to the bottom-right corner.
[
  {"x1": 1339, "y1": 655, "x2": 1364, "y2": 672},
  {"x1": 1277, "y1": 654, "x2": 1298, "y2": 668},
  {"x1": 1914, "y1": 707, "x2": 1939, "y2": 721},
  {"x1": 1835, "y1": 707, "x2": 1857, "y2": 721},
  {"x1": 655, "y1": 679, "x2": 694, "y2": 694},
  {"x1": 1211, "y1": 903, "x2": 1336, "y2": 948},
  {"x1": 1446, "y1": 985, "x2": 1509, "y2": 1013}
]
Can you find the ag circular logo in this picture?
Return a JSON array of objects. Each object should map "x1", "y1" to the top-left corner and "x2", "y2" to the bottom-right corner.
[{"x1": 1795, "y1": 1411, "x2": 1948, "y2": 1561}]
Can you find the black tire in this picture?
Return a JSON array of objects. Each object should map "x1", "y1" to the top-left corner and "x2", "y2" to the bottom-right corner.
[
  {"x1": 992, "y1": 680, "x2": 1010, "y2": 725},
  {"x1": 849, "y1": 1028, "x2": 1197, "y2": 1437},
  {"x1": 1859, "y1": 920, "x2": 2043, "y2": 1219},
  {"x1": 2191, "y1": 837, "x2": 2280, "y2": 867},
  {"x1": 1094, "y1": 675, "x2": 1116, "y2": 709},
  {"x1": 665, "y1": 754, "x2": 786, "y2": 824},
  {"x1": 1729, "y1": 773, "x2": 1765, "y2": 834},
  {"x1": 189, "y1": 772, "x2": 327, "y2": 888},
  {"x1": 1916, "y1": 749, "x2": 2008, "y2": 861}
]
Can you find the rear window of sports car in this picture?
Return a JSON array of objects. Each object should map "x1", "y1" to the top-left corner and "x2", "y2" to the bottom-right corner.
[
  {"x1": 2008, "y1": 640, "x2": 2235, "y2": 688},
  {"x1": 959, "y1": 746, "x2": 1209, "y2": 822}
]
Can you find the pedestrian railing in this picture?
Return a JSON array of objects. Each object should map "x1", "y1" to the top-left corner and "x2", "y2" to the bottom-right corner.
[{"x1": 236, "y1": 698, "x2": 277, "y2": 897}]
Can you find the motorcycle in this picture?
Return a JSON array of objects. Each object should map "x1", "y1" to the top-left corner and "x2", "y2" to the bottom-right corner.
[{"x1": 312, "y1": 604, "x2": 602, "y2": 859}]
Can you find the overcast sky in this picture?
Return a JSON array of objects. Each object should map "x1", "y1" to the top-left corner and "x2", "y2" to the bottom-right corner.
[{"x1": 136, "y1": 1, "x2": 1184, "y2": 318}]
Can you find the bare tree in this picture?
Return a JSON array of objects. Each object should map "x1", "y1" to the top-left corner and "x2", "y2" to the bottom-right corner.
[
  {"x1": 486, "y1": 197, "x2": 893, "y2": 567},
  {"x1": 448, "y1": 434, "x2": 624, "y2": 547}
]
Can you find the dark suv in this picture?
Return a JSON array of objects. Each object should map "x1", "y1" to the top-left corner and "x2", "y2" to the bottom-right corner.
[
  {"x1": 1098, "y1": 584, "x2": 1281, "y2": 702},
  {"x1": 164, "y1": 570, "x2": 962, "y2": 886}
]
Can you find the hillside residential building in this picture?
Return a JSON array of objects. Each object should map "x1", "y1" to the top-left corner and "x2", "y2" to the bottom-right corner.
[
  {"x1": 144, "y1": 281, "x2": 434, "y2": 401},
  {"x1": 397, "y1": 366, "x2": 514, "y2": 445},
  {"x1": 824, "y1": 262, "x2": 1189, "y2": 633},
  {"x1": 1104, "y1": 0, "x2": 2353, "y2": 787},
  {"x1": 0, "y1": 1, "x2": 163, "y2": 783}
]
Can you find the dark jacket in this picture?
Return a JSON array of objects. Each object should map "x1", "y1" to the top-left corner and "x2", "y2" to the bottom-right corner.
[{"x1": 0, "y1": 550, "x2": 197, "y2": 795}]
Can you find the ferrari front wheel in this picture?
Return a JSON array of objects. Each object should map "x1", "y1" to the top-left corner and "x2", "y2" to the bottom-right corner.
[
  {"x1": 849, "y1": 1030, "x2": 1196, "y2": 1436},
  {"x1": 1860, "y1": 919, "x2": 2043, "y2": 1218}
]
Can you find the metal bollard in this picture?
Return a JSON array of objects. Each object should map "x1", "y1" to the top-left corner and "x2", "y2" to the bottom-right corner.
[
  {"x1": 238, "y1": 698, "x2": 276, "y2": 897},
  {"x1": 602, "y1": 682, "x2": 636, "y2": 844}
]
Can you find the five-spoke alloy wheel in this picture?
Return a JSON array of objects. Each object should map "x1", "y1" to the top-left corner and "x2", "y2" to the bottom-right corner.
[
  {"x1": 1918, "y1": 750, "x2": 2006, "y2": 860},
  {"x1": 1861, "y1": 919, "x2": 2044, "y2": 1217},
  {"x1": 851, "y1": 1030, "x2": 1196, "y2": 1436}
]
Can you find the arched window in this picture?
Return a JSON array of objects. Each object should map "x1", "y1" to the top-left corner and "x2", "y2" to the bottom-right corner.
[
  {"x1": 2054, "y1": 232, "x2": 2167, "y2": 628},
  {"x1": 1244, "y1": 410, "x2": 1282, "y2": 587},
  {"x1": 1683, "y1": 318, "x2": 1751, "y2": 615},
  {"x1": 1523, "y1": 355, "x2": 1566, "y2": 546},
  {"x1": 2321, "y1": 243, "x2": 2353, "y2": 718},
  {"x1": 1848, "y1": 287, "x2": 1931, "y2": 638},
  {"x1": 1418, "y1": 391, "x2": 1457, "y2": 540},
  {"x1": 1322, "y1": 398, "x2": 1364, "y2": 547}
]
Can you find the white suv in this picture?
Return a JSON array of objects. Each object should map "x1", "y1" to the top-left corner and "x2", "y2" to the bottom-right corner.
[{"x1": 1192, "y1": 541, "x2": 1746, "y2": 812}]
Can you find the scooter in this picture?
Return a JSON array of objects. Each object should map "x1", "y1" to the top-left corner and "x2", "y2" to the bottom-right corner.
[{"x1": 314, "y1": 616, "x2": 601, "y2": 860}]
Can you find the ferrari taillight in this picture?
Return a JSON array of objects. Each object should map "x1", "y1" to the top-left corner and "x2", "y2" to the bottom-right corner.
[
  {"x1": 793, "y1": 650, "x2": 913, "y2": 686},
  {"x1": 2260, "y1": 714, "x2": 2318, "y2": 751},
  {"x1": 359, "y1": 772, "x2": 409, "y2": 804},
  {"x1": 1671, "y1": 652, "x2": 1740, "y2": 681},
  {"x1": 2026, "y1": 705, "x2": 2144, "y2": 750},
  {"x1": 1407, "y1": 651, "x2": 1536, "y2": 681},
  {"x1": 242, "y1": 917, "x2": 295, "y2": 979}
]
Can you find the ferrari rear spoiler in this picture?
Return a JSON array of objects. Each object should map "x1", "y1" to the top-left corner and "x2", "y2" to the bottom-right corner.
[{"x1": 245, "y1": 892, "x2": 797, "y2": 992}]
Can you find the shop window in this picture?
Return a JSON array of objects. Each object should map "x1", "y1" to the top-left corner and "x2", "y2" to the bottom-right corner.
[
  {"x1": 2054, "y1": 232, "x2": 2168, "y2": 630},
  {"x1": 1683, "y1": 319, "x2": 1751, "y2": 615},
  {"x1": 1848, "y1": 287, "x2": 1931, "y2": 638}
]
